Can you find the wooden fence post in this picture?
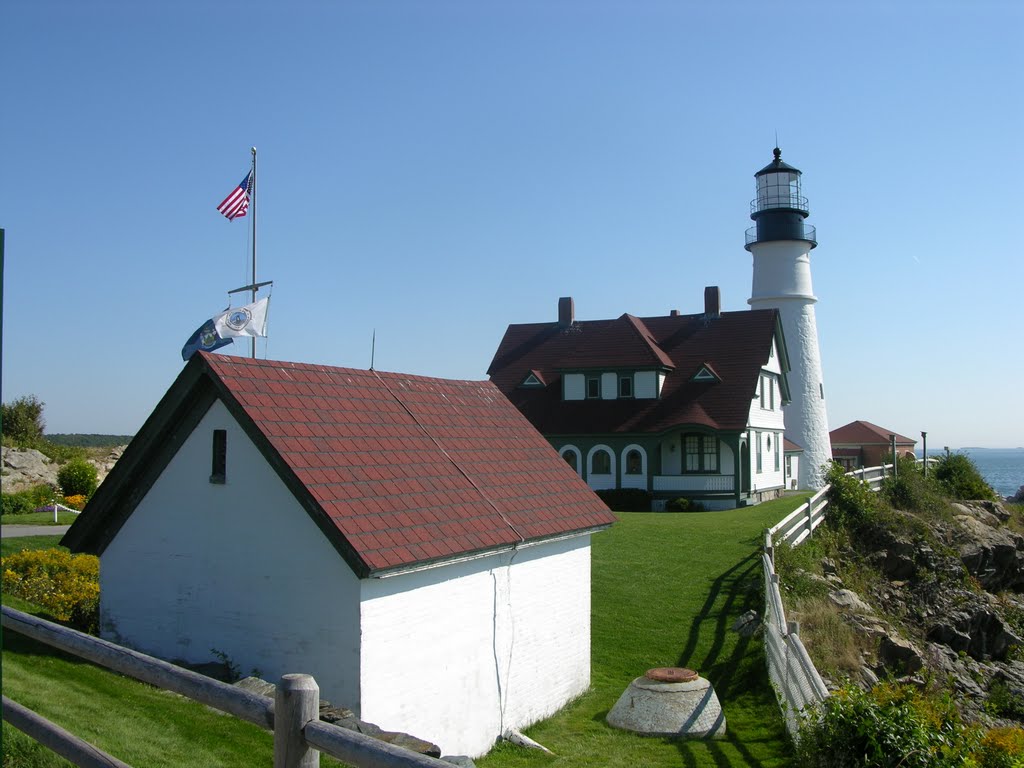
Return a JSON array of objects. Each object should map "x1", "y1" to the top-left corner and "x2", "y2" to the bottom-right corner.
[{"x1": 275, "y1": 674, "x2": 320, "y2": 768}]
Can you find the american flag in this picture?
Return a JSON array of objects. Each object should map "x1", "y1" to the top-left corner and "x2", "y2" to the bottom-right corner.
[{"x1": 216, "y1": 171, "x2": 252, "y2": 220}]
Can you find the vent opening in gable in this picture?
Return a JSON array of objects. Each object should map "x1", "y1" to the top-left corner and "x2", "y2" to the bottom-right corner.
[
  {"x1": 691, "y1": 365, "x2": 719, "y2": 383},
  {"x1": 519, "y1": 371, "x2": 546, "y2": 388}
]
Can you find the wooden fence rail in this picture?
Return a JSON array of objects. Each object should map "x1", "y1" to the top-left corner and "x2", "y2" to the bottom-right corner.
[{"x1": 1, "y1": 606, "x2": 455, "y2": 768}]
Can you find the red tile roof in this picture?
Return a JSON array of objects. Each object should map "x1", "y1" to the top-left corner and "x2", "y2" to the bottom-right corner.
[
  {"x1": 487, "y1": 308, "x2": 786, "y2": 435},
  {"x1": 830, "y1": 420, "x2": 916, "y2": 447},
  {"x1": 64, "y1": 355, "x2": 615, "y2": 576}
]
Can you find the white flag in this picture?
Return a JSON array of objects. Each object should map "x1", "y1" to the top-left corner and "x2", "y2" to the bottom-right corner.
[{"x1": 213, "y1": 297, "x2": 269, "y2": 339}]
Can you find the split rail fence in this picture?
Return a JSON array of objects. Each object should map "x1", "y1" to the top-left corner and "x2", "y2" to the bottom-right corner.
[
  {"x1": 761, "y1": 461, "x2": 928, "y2": 738},
  {"x1": 1, "y1": 605, "x2": 454, "y2": 768}
]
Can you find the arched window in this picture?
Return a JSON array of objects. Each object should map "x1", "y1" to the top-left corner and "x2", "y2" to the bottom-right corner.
[
  {"x1": 591, "y1": 449, "x2": 612, "y2": 475},
  {"x1": 625, "y1": 449, "x2": 642, "y2": 475},
  {"x1": 559, "y1": 446, "x2": 582, "y2": 476}
]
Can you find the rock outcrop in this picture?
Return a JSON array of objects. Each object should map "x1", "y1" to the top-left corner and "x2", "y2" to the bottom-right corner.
[
  {"x1": 1, "y1": 446, "x2": 125, "y2": 494},
  {"x1": 805, "y1": 500, "x2": 1024, "y2": 726}
]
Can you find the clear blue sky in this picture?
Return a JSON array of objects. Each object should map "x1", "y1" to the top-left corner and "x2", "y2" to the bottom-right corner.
[{"x1": 2, "y1": 1, "x2": 1021, "y2": 449}]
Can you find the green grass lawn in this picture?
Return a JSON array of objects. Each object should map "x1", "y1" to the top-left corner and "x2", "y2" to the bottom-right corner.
[
  {"x1": 1, "y1": 511, "x2": 80, "y2": 526},
  {"x1": 1, "y1": 535, "x2": 68, "y2": 557},
  {"x1": 478, "y1": 497, "x2": 808, "y2": 768}
]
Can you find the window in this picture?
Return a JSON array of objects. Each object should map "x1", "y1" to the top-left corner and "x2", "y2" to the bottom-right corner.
[
  {"x1": 702, "y1": 436, "x2": 718, "y2": 472},
  {"x1": 755, "y1": 431, "x2": 763, "y2": 473},
  {"x1": 587, "y1": 376, "x2": 600, "y2": 399},
  {"x1": 683, "y1": 434, "x2": 718, "y2": 473},
  {"x1": 591, "y1": 449, "x2": 612, "y2": 474},
  {"x1": 210, "y1": 429, "x2": 227, "y2": 484},
  {"x1": 625, "y1": 449, "x2": 642, "y2": 475},
  {"x1": 619, "y1": 375, "x2": 633, "y2": 398},
  {"x1": 684, "y1": 435, "x2": 700, "y2": 472},
  {"x1": 759, "y1": 376, "x2": 766, "y2": 409},
  {"x1": 563, "y1": 451, "x2": 578, "y2": 472},
  {"x1": 774, "y1": 433, "x2": 781, "y2": 471}
]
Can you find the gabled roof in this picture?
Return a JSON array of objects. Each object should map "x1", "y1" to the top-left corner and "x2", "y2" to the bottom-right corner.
[
  {"x1": 830, "y1": 420, "x2": 916, "y2": 447},
  {"x1": 63, "y1": 354, "x2": 615, "y2": 577},
  {"x1": 487, "y1": 308, "x2": 789, "y2": 435}
]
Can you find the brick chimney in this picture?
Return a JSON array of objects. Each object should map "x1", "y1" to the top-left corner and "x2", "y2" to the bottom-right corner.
[
  {"x1": 704, "y1": 286, "x2": 721, "y2": 319},
  {"x1": 558, "y1": 297, "x2": 574, "y2": 327}
]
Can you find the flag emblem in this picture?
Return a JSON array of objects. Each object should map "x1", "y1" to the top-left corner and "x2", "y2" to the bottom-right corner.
[
  {"x1": 217, "y1": 171, "x2": 252, "y2": 220},
  {"x1": 224, "y1": 307, "x2": 252, "y2": 332}
]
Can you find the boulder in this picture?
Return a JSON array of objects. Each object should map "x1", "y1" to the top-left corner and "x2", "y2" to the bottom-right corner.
[
  {"x1": 878, "y1": 634, "x2": 924, "y2": 675},
  {"x1": 2, "y1": 447, "x2": 55, "y2": 490},
  {"x1": 731, "y1": 609, "x2": 760, "y2": 637},
  {"x1": 829, "y1": 589, "x2": 874, "y2": 615},
  {"x1": 955, "y1": 514, "x2": 1024, "y2": 592}
]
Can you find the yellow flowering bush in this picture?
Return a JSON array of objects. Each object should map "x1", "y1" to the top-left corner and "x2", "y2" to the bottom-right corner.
[
  {"x1": 977, "y1": 727, "x2": 1024, "y2": 768},
  {"x1": 2, "y1": 549, "x2": 99, "y2": 633},
  {"x1": 63, "y1": 494, "x2": 88, "y2": 510}
]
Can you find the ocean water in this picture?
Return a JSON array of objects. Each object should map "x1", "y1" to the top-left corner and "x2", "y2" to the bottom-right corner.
[{"x1": 961, "y1": 448, "x2": 1024, "y2": 499}]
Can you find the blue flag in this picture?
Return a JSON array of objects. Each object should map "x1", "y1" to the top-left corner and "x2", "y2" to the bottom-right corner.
[{"x1": 181, "y1": 318, "x2": 233, "y2": 361}]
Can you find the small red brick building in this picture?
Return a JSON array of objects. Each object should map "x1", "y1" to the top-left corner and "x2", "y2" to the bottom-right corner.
[{"x1": 829, "y1": 420, "x2": 917, "y2": 471}]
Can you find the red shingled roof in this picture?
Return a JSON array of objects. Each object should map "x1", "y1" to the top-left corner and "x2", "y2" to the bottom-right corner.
[
  {"x1": 830, "y1": 420, "x2": 916, "y2": 447},
  {"x1": 487, "y1": 308, "x2": 787, "y2": 435},
  {"x1": 64, "y1": 354, "x2": 615, "y2": 576}
]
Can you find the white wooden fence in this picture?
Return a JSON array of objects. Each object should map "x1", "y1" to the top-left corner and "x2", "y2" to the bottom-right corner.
[
  {"x1": 761, "y1": 461, "x2": 924, "y2": 738},
  {"x1": 1, "y1": 606, "x2": 455, "y2": 768}
]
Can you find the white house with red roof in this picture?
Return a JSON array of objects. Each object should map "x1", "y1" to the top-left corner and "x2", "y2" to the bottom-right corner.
[
  {"x1": 487, "y1": 287, "x2": 794, "y2": 509},
  {"x1": 63, "y1": 353, "x2": 616, "y2": 757}
]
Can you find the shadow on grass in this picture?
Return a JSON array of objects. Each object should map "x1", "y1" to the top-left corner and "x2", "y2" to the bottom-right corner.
[{"x1": 672, "y1": 549, "x2": 783, "y2": 768}]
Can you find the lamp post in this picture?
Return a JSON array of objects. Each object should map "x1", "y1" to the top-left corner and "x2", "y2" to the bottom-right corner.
[{"x1": 922, "y1": 431, "x2": 928, "y2": 477}]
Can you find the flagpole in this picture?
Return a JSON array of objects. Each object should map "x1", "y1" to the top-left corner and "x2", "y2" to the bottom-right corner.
[{"x1": 250, "y1": 146, "x2": 257, "y2": 359}]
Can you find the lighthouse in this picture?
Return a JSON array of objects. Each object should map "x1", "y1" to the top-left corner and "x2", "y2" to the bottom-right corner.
[{"x1": 745, "y1": 148, "x2": 831, "y2": 489}]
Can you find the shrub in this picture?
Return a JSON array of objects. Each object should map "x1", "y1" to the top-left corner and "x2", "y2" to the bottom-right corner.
[
  {"x1": 63, "y1": 494, "x2": 88, "y2": 511},
  {"x1": 1, "y1": 394, "x2": 45, "y2": 446},
  {"x1": 977, "y1": 727, "x2": 1024, "y2": 768},
  {"x1": 36, "y1": 440, "x2": 87, "y2": 463},
  {"x1": 823, "y1": 462, "x2": 880, "y2": 531},
  {"x1": 881, "y1": 456, "x2": 947, "y2": 514},
  {"x1": 665, "y1": 497, "x2": 704, "y2": 512},
  {"x1": 796, "y1": 681, "x2": 973, "y2": 767},
  {"x1": 1, "y1": 549, "x2": 99, "y2": 633},
  {"x1": 595, "y1": 488, "x2": 652, "y2": 512},
  {"x1": 1, "y1": 491, "x2": 35, "y2": 516},
  {"x1": 57, "y1": 458, "x2": 98, "y2": 498},
  {"x1": 933, "y1": 453, "x2": 997, "y2": 501}
]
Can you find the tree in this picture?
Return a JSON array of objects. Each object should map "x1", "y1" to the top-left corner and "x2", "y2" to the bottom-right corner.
[{"x1": 1, "y1": 395, "x2": 46, "y2": 446}]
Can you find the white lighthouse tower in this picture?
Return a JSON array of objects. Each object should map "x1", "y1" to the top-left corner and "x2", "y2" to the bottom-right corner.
[{"x1": 745, "y1": 148, "x2": 831, "y2": 489}]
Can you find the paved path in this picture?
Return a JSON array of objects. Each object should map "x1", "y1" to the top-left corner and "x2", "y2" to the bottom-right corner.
[{"x1": 1, "y1": 525, "x2": 71, "y2": 538}]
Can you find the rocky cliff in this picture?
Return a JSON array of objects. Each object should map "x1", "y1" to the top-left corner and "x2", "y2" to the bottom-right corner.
[{"x1": 790, "y1": 499, "x2": 1024, "y2": 727}]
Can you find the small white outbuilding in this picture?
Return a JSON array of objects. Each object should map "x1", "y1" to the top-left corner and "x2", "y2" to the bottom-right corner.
[{"x1": 63, "y1": 352, "x2": 616, "y2": 757}]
